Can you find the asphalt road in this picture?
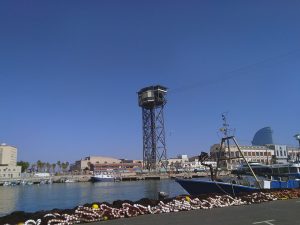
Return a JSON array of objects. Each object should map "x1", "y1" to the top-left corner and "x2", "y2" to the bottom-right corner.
[{"x1": 84, "y1": 199, "x2": 300, "y2": 225}]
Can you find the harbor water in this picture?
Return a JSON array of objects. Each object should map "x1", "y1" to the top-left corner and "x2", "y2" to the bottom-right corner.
[{"x1": 0, "y1": 179, "x2": 188, "y2": 217}]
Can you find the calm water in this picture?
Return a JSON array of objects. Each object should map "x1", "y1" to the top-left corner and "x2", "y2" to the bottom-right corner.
[{"x1": 0, "y1": 179, "x2": 187, "y2": 217}]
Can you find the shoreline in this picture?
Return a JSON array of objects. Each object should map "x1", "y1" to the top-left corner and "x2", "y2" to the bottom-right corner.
[{"x1": 0, "y1": 172, "x2": 219, "y2": 186}]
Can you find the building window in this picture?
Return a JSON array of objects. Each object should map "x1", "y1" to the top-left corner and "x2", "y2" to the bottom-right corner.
[
  {"x1": 256, "y1": 152, "x2": 259, "y2": 156},
  {"x1": 252, "y1": 152, "x2": 255, "y2": 156},
  {"x1": 260, "y1": 152, "x2": 263, "y2": 156},
  {"x1": 280, "y1": 151, "x2": 283, "y2": 157}
]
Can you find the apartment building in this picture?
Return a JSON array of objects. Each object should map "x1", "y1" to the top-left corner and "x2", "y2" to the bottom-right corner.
[{"x1": 0, "y1": 143, "x2": 21, "y2": 179}]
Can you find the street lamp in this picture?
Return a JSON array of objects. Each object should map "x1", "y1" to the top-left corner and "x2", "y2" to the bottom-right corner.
[{"x1": 294, "y1": 134, "x2": 300, "y2": 162}]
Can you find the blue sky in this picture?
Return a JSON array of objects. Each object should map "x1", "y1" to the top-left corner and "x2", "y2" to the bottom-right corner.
[{"x1": 0, "y1": 1, "x2": 299, "y2": 163}]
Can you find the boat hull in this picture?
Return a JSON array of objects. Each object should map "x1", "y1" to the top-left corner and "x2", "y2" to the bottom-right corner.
[
  {"x1": 176, "y1": 179, "x2": 258, "y2": 195},
  {"x1": 91, "y1": 177, "x2": 115, "y2": 182}
]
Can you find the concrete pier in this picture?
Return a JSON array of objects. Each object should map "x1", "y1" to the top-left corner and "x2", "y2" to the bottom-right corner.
[{"x1": 0, "y1": 172, "x2": 213, "y2": 185}]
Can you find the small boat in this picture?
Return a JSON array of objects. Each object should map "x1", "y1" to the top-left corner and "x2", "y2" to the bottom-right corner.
[
  {"x1": 91, "y1": 172, "x2": 116, "y2": 182},
  {"x1": 3, "y1": 181, "x2": 12, "y2": 186},
  {"x1": 65, "y1": 179, "x2": 76, "y2": 183},
  {"x1": 27, "y1": 181, "x2": 34, "y2": 185}
]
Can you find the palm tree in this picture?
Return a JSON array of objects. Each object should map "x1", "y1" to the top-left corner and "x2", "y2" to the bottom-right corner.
[
  {"x1": 61, "y1": 162, "x2": 66, "y2": 174},
  {"x1": 65, "y1": 162, "x2": 69, "y2": 173},
  {"x1": 51, "y1": 163, "x2": 56, "y2": 173},
  {"x1": 37, "y1": 160, "x2": 42, "y2": 172},
  {"x1": 61, "y1": 162, "x2": 69, "y2": 174},
  {"x1": 46, "y1": 162, "x2": 51, "y2": 173},
  {"x1": 41, "y1": 162, "x2": 46, "y2": 172},
  {"x1": 57, "y1": 161, "x2": 61, "y2": 173},
  {"x1": 31, "y1": 164, "x2": 36, "y2": 173}
]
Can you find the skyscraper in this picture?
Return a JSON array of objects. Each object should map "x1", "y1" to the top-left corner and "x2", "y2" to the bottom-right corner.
[{"x1": 252, "y1": 127, "x2": 274, "y2": 146}]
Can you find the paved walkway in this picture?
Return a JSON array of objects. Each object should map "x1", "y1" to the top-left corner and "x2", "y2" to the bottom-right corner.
[{"x1": 84, "y1": 199, "x2": 300, "y2": 225}]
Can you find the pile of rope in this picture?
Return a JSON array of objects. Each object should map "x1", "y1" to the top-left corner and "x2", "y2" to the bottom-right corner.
[{"x1": 6, "y1": 189, "x2": 300, "y2": 225}]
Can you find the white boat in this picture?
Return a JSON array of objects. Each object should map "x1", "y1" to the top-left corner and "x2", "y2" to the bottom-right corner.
[
  {"x1": 65, "y1": 179, "x2": 76, "y2": 183},
  {"x1": 91, "y1": 172, "x2": 116, "y2": 182},
  {"x1": 3, "y1": 181, "x2": 11, "y2": 186}
]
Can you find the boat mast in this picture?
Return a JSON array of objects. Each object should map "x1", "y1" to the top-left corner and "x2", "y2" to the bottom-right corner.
[
  {"x1": 222, "y1": 114, "x2": 231, "y2": 170},
  {"x1": 216, "y1": 114, "x2": 262, "y2": 189}
]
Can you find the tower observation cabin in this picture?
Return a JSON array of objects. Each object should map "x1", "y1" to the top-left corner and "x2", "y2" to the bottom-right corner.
[
  {"x1": 138, "y1": 85, "x2": 168, "y2": 170},
  {"x1": 138, "y1": 85, "x2": 167, "y2": 109}
]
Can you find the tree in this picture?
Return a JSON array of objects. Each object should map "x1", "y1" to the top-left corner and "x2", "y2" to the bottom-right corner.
[
  {"x1": 61, "y1": 162, "x2": 66, "y2": 174},
  {"x1": 61, "y1": 162, "x2": 69, "y2": 174},
  {"x1": 46, "y1": 162, "x2": 51, "y2": 173},
  {"x1": 17, "y1": 161, "x2": 30, "y2": 173},
  {"x1": 41, "y1": 162, "x2": 46, "y2": 172},
  {"x1": 57, "y1": 161, "x2": 61, "y2": 173},
  {"x1": 31, "y1": 164, "x2": 36, "y2": 173},
  {"x1": 37, "y1": 160, "x2": 42, "y2": 172},
  {"x1": 65, "y1": 162, "x2": 69, "y2": 172},
  {"x1": 51, "y1": 163, "x2": 56, "y2": 173}
]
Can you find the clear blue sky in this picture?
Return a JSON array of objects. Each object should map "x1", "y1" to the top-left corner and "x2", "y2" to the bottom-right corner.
[{"x1": 0, "y1": 1, "x2": 300, "y2": 163}]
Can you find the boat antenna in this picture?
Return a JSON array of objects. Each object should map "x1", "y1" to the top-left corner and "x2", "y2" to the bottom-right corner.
[{"x1": 221, "y1": 113, "x2": 232, "y2": 169}]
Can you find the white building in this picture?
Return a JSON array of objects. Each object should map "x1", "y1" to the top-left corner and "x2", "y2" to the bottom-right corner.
[
  {"x1": 266, "y1": 144, "x2": 288, "y2": 164},
  {"x1": 210, "y1": 144, "x2": 274, "y2": 170},
  {"x1": 182, "y1": 159, "x2": 217, "y2": 172},
  {"x1": 287, "y1": 146, "x2": 300, "y2": 162},
  {"x1": 166, "y1": 155, "x2": 217, "y2": 172},
  {"x1": 0, "y1": 143, "x2": 21, "y2": 179}
]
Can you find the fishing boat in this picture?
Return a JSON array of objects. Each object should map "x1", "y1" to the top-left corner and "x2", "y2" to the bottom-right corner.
[
  {"x1": 176, "y1": 115, "x2": 300, "y2": 195},
  {"x1": 176, "y1": 178, "x2": 259, "y2": 195}
]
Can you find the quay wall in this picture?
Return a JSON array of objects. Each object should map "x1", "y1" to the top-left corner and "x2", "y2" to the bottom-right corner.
[{"x1": 0, "y1": 171, "x2": 230, "y2": 185}]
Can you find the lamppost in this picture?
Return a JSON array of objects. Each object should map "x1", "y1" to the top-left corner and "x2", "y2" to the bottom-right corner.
[{"x1": 294, "y1": 134, "x2": 300, "y2": 162}]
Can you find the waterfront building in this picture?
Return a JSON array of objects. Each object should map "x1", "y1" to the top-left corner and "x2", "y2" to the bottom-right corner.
[
  {"x1": 0, "y1": 143, "x2": 17, "y2": 165},
  {"x1": 252, "y1": 127, "x2": 274, "y2": 146},
  {"x1": 287, "y1": 146, "x2": 300, "y2": 162},
  {"x1": 166, "y1": 155, "x2": 189, "y2": 172},
  {"x1": 71, "y1": 156, "x2": 143, "y2": 173},
  {"x1": 182, "y1": 157, "x2": 217, "y2": 172},
  {"x1": 210, "y1": 144, "x2": 274, "y2": 170},
  {"x1": 91, "y1": 161, "x2": 142, "y2": 173},
  {"x1": 165, "y1": 155, "x2": 216, "y2": 172},
  {"x1": 266, "y1": 144, "x2": 288, "y2": 164},
  {"x1": 0, "y1": 143, "x2": 21, "y2": 178},
  {"x1": 72, "y1": 156, "x2": 121, "y2": 173}
]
